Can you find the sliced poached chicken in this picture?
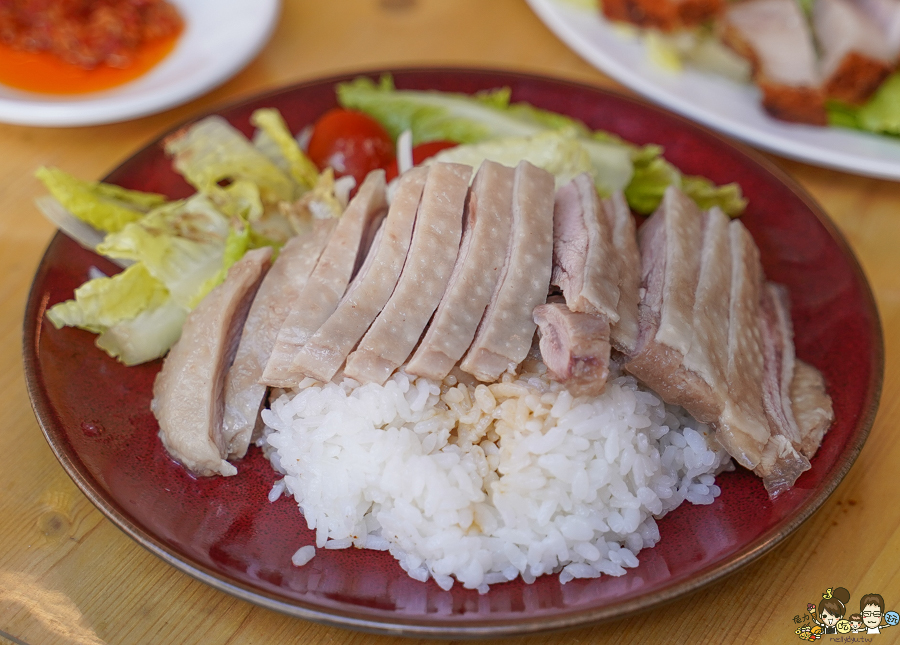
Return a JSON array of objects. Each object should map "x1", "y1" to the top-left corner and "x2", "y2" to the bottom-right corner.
[{"x1": 152, "y1": 247, "x2": 272, "y2": 477}]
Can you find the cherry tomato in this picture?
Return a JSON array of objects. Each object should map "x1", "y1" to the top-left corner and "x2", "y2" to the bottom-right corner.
[
  {"x1": 383, "y1": 140, "x2": 458, "y2": 182},
  {"x1": 306, "y1": 108, "x2": 395, "y2": 186}
]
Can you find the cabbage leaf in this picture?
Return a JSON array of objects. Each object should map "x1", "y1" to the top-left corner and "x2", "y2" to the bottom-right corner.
[
  {"x1": 97, "y1": 193, "x2": 230, "y2": 310},
  {"x1": 164, "y1": 115, "x2": 297, "y2": 204},
  {"x1": 35, "y1": 166, "x2": 167, "y2": 233},
  {"x1": 250, "y1": 108, "x2": 320, "y2": 189},
  {"x1": 431, "y1": 129, "x2": 633, "y2": 194},
  {"x1": 96, "y1": 300, "x2": 188, "y2": 366},
  {"x1": 46, "y1": 263, "x2": 168, "y2": 334}
]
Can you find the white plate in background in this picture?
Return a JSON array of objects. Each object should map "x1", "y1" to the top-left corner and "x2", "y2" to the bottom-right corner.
[
  {"x1": 0, "y1": 0, "x2": 280, "y2": 127},
  {"x1": 527, "y1": 0, "x2": 900, "y2": 179}
]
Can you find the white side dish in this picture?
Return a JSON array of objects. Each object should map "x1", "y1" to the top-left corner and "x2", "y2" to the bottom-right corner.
[
  {"x1": 526, "y1": 0, "x2": 900, "y2": 180},
  {"x1": 0, "y1": 0, "x2": 280, "y2": 127}
]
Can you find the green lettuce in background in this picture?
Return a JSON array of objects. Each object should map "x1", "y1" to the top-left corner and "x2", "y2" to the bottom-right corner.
[
  {"x1": 827, "y1": 73, "x2": 900, "y2": 136},
  {"x1": 337, "y1": 74, "x2": 746, "y2": 215}
]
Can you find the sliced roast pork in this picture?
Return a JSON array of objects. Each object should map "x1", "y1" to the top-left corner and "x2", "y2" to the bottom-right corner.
[
  {"x1": 460, "y1": 161, "x2": 555, "y2": 382},
  {"x1": 291, "y1": 166, "x2": 427, "y2": 383},
  {"x1": 344, "y1": 162, "x2": 472, "y2": 385},
  {"x1": 152, "y1": 247, "x2": 273, "y2": 477},
  {"x1": 534, "y1": 302, "x2": 611, "y2": 397},
  {"x1": 814, "y1": 0, "x2": 893, "y2": 104},
  {"x1": 261, "y1": 170, "x2": 388, "y2": 388},
  {"x1": 720, "y1": 0, "x2": 827, "y2": 124},
  {"x1": 851, "y1": 0, "x2": 900, "y2": 59},
  {"x1": 406, "y1": 161, "x2": 514, "y2": 381},
  {"x1": 221, "y1": 222, "x2": 335, "y2": 458}
]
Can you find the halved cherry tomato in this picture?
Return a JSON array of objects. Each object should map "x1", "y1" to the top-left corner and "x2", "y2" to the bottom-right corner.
[
  {"x1": 306, "y1": 108, "x2": 395, "y2": 186},
  {"x1": 383, "y1": 140, "x2": 458, "y2": 182}
]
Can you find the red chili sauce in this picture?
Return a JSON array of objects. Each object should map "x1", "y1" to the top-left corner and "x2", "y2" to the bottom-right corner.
[{"x1": 0, "y1": 0, "x2": 183, "y2": 94}]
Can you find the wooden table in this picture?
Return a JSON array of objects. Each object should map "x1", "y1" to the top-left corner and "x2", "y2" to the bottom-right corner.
[{"x1": 2, "y1": 1, "x2": 898, "y2": 643}]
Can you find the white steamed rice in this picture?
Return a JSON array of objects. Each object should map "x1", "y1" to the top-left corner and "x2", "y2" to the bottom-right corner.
[{"x1": 260, "y1": 365, "x2": 733, "y2": 593}]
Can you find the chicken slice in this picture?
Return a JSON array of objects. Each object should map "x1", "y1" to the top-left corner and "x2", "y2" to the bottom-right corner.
[
  {"x1": 221, "y1": 222, "x2": 335, "y2": 458},
  {"x1": 604, "y1": 192, "x2": 641, "y2": 354},
  {"x1": 718, "y1": 220, "x2": 770, "y2": 468},
  {"x1": 551, "y1": 173, "x2": 620, "y2": 321},
  {"x1": 624, "y1": 188, "x2": 722, "y2": 423},
  {"x1": 760, "y1": 282, "x2": 802, "y2": 449},
  {"x1": 719, "y1": 220, "x2": 811, "y2": 497},
  {"x1": 754, "y1": 282, "x2": 812, "y2": 495},
  {"x1": 460, "y1": 161, "x2": 555, "y2": 382},
  {"x1": 683, "y1": 207, "x2": 731, "y2": 399},
  {"x1": 656, "y1": 187, "x2": 704, "y2": 356},
  {"x1": 260, "y1": 170, "x2": 388, "y2": 387},
  {"x1": 791, "y1": 359, "x2": 835, "y2": 460},
  {"x1": 534, "y1": 302, "x2": 611, "y2": 397},
  {"x1": 624, "y1": 188, "x2": 825, "y2": 497},
  {"x1": 291, "y1": 166, "x2": 427, "y2": 383},
  {"x1": 406, "y1": 161, "x2": 514, "y2": 381},
  {"x1": 152, "y1": 247, "x2": 273, "y2": 477},
  {"x1": 344, "y1": 162, "x2": 472, "y2": 385}
]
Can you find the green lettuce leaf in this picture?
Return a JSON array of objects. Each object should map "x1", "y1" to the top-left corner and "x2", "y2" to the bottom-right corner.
[
  {"x1": 826, "y1": 101, "x2": 861, "y2": 129},
  {"x1": 250, "y1": 108, "x2": 320, "y2": 189},
  {"x1": 55, "y1": 191, "x2": 254, "y2": 364},
  {"x1": 46, "y1": 263, "x2": 169, "y2": 333},
  {"x1": 624, "y1": 156, "x2": 682, "y2": 215},
  {"x1": 337, "y1": 74, "x2": 745, "y2": 215},
  {"x1": 855, "y1": 73, "x2": 900, "y2": 135},
  {"x1": 210, "y1": 179, "x2": 264, "y2": 222},
  {"x1": 827, "y1": 73, "x2": 900, "y2": 135},
  {"x1": 337, "y1": 75, "x2": 534, "y2": 144},
  {"x1": 96, "y1": 194, "x2": 230, "y2": 309},
  {"x1": 96, "y1": 299, "x2": 188, "y2": 366},
  {"x1": 164, "y1": 115, "x2": 298, "y2": 204},
  {"x1": 432, "y1": 129, "x2": 633, "y2": 194},
  {"x1": 35, "y1": 167, "x2": 167, "y2": 233},
  {"x1": 681, "y1": 175, "x2": 747, "y2": 216},
  {"x1": 188, "y1": 221, "x2": 252, "y2": 308},
  {"x1": 625, "y1": 155, "x2": 746, "y2": 215}
]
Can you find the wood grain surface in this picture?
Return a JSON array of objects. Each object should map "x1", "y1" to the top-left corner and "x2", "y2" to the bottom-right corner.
[{"x1": 1, "y1": 0, "x2": 899, "y2": 643}]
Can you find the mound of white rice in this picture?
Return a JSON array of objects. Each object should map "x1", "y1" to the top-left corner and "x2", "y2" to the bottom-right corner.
[{"x1": 261, "y1": 365, "x2": 733, "y2": 593}]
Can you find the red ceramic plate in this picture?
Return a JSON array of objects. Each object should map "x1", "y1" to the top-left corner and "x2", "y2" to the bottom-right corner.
[{"x1": 23, "y1": 69, "x2": 883, "y2": 637}]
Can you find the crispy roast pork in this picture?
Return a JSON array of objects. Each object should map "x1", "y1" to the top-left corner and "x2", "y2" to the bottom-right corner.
[{"x1": 719, "y1": 0, "x2": 827, "y2": 124}]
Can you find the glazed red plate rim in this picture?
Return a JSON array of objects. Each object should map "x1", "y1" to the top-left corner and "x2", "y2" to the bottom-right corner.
[{"x1": 22, "y1": 68, "x2": 884, "y2": 637}]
